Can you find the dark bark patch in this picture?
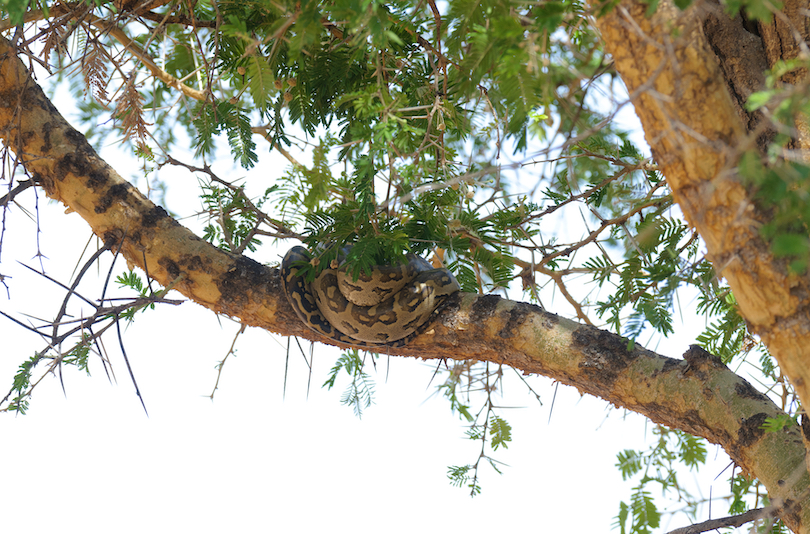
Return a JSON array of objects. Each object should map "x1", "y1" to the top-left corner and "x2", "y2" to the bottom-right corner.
[
  {"x1": 41, "y1": 121, "x2": 53, "y2": 152},
  {"x1": 53, "y1": 153, "x2": 73, "y2": 181},
  {"x1": 540, "y1": 311, "x2": 559, "y2": 329},
  {"x1": 573, "y1": 325, "x2": 636, "y2": 387},
  {"x1": 644, "y1": 402, "x2": 721, "y2": 440},
  {"x1": 21, "y1": 129, "x2": 34, "y2": 145},
  {"x1": 435, "y1": 292, "x2": 462, "y2": 331},
  {"x1": 128, "y1": 229, "x2": 143, "y2": 247},
  {"x1": 734, "y1": 380, "x2": 771, "y2": 403},
  {"x1": 86, "y1": 170, "x2": 108, "y2": 191},
  {"x1": 682, "y1": 409, "x2": 708, "y2": 432},
  {"x1": 159, "y1": 257, "x2": 181, "y2": 280},
  {"x1": 219, "y1": 255, "x2": 273, "y2": 307},
  {"x1": 64, "y1": 127, "x2": 90, "y2": 148},
  {"x1": 36, "y1": 87, "x2": 61, "y2": 115},
  {"x1": 681, "y1": 345, "x2": 726, "y2": 382},
  {"x1": 55, "y1": 148, "x2": 102, "y2": 186},
  {"x1": 95, "y1": 182, "x2": 131, "y2": 214},
  {"x1": 780, "y1": 500, "x2": 801, "y2": 530},
  {"x1": 737, "y1": 412, "x2": 768, "y2": 448},
  {"x1": 702, "y1": 10, "x2": 772, "y2": 148},
  {"x1": 497, "y1": 301, "x2": 539, "y2": 338},
  {"x1": 659, "y1": 357, "x2": 683, "y2": 375},
  {"x1": 0, "y1": 89, "x2": 13, "y2": 109},
  {"x1": 684, "y1": 344, "x2": 726, "y2": 370},
  {"x1": 20, "y1": 83, "x2": 40, "y2": 111},
  {"x1": 180, "y1": 254, "x2": 205, "y2": 272},
  {"x1": 141, "y1": 205, "x2": 176, "y2": 228},
  {"x1": 442, "y1": 292, "x2": 462, "y2": 313},
  {"x1": 470, "y1": 294, "x2": 501, "y2": 323},
  {"x1": 102, "y1": 229, "x2": 125, "y2": 248}
]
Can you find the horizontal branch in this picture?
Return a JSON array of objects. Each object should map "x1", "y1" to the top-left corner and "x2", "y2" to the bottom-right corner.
[{"x1": 667, "y1": 507, "x2": 772, "y2": 534}]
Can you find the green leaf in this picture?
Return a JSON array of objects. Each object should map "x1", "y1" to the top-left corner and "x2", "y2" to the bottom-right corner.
[
  {"x1": 677, "y1": 432, "x2": 707, "y2": 469},
  {"x1": 244, "y1": 56, "x2": 277, "y2": 114},
  {"x1": 760, "y1": 414, "x2": 798, "y2": 433},
  {"x1": 614, "y1": 501, "x2": 629, "y2": 534},
  {"x1": 772, "y1": 233, "x2": 809, "y2": 257},
  {"x1": 489, "y1": 415, "x2": 512, "y2": 450},
  {"x1": 323, "y1": 350, "x2": 376, "y2": 419},
  {"x1": 746, "y1": 90, "x2": 775, "y2": 111},
  {"x1": 616, "y1": 449, "x2": 644, "y2": 480}
]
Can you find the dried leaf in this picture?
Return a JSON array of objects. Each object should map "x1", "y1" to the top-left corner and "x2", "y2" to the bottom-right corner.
[
  {"x1": 39, "y1": 23, "x2": 68, "y2": 65},
  {"x1": 81, "y1": 42, "x2": 110, "y2": 105},
  {"x1": 115, "y1": 71, "x2": 152, "y2": 153}
]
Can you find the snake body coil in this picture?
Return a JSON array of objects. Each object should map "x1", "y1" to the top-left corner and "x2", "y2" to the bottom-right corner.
[{"x1": 281, "y1": 246, "x2": 460, "y2": 346}]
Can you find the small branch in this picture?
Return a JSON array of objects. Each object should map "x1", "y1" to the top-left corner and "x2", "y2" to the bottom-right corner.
[
  {"x1": 0, "y1": 179, "x2": 34, "y2": 206},
  {"x1": 2, "y1": 9, "x2": 210, "y2": 101},
  {"x1": 161, "y1": 154, "x2": 298, "y2": 239},
  {"x1": 538, "y1": 181, "x2": 668, "y2": 268},
  {"x1": 137, "y1": 10, "x2": 217, "y2": 28},
  {"x1": 251, "y1": 126, "x2": 305, "y2": 169},
  {"x1": 666, "y1": 507, "x2": 771, "y2": 534},
  {"x1": 91, "y1": 16, "x2": 207, "y2": 101}
]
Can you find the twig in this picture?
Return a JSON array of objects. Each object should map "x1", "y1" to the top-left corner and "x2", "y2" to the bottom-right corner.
[
  {"x1": 666, "y1": 507, "x2": 771, "y2": 534},
  {"x1": 162, "y1": 154, "x2": 298, "y2": 239},
  {"x1": 209, "y1": 323, "x2": 247, "y2": 400},
  {"x1": 0, "y1": 178, "x2": 34, "y2": 206},
  {"x1": 250, "y1": 126, "x2": 306, "y2": 169},
  {"x1": 115, "y1": 315, "x2": 148, "y2": 415}
]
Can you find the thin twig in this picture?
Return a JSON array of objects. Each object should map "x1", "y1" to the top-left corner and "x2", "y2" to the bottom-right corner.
[
  {"x1": 209, "y1": 323, "x2": 247, "y2": 400},
  {"x1": 666, "y1": 507, "x2": 771, "y2": 534}
]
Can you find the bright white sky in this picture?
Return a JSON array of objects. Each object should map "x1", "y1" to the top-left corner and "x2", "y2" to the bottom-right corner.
[{"x1": 0, "y1": 68, "x2": 743, "y2": 534}]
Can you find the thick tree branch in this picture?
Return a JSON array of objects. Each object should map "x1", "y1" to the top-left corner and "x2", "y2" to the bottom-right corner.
[{"x1": 1, "y1": 33, "x2": 810, "y2": 530}]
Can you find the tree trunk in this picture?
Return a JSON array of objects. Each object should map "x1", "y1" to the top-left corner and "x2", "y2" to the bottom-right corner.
[{"x1": 596, "y1": 3, "x2": 810, "y2": 529}]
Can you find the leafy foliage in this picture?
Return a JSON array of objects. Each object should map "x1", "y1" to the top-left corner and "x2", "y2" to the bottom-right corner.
[
  {"x1": 323, "y1": 349, "x2": 376, "y2": 418},
  {"x1": 0, "y1": 0, "x2": 802, "y2": 528},
  {"x1": 614, "y1": 427, "x2": 706, "y2": 533},
  {"x1": 199, "y1": 181, "x2": 272, "y2": 253},
  {"x1": 116, "y1": 270, "x2": 156, "y2": 320},
  {"x1": 739, "y1": 149, "x2": 810, "y2": 273},
  {"x1": 447, "y1": 464, "x2": 481, "y2": 496}
]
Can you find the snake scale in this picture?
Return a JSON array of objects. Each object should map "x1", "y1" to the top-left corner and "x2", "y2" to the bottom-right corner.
[{"x1": 281, "y1": 246, "x2": 460, "y2": 346}]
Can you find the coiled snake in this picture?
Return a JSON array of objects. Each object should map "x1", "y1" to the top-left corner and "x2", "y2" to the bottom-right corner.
[{"x1": 281, "y1": 246, "x2": 460, "y2": 346}]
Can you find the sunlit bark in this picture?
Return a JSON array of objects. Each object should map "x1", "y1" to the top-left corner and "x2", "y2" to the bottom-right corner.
[{"x1": 595, "y1": 1, "x2": 810, "y2": 530}]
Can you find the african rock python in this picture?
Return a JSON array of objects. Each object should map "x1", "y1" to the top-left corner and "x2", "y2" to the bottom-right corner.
[{"x1": 281, "y1": 246, "x2": 460, "y2": 346}]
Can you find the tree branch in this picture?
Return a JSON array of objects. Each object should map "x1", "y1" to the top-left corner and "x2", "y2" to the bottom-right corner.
[
  {"x1": 1, "y1": 33, "x2": 810, "y2": 531},
  {"x1": 595, "y1": 4, "x2": 810, "y2": 530},
  {"x1": 666, "y1": 507, "x2": 772, "y2": 534},
  {"x1": 595, "y1": 0, "x2": 810, "y2": 408}
]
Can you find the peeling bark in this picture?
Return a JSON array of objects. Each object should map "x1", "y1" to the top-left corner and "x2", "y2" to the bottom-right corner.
[
  {"x1": 702, "y1": 4, "x2": 774, "y2": 149},
  {"x1": 759, "y1": 0, "x2": 810, "y2": 85}
]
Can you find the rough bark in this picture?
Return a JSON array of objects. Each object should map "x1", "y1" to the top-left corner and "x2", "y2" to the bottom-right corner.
[
  {"x1": 596, "y1": 3, "x2": 810, "y2": 529},
  {"x1": 759, "y1": 0, "x2": 810, "y2": 85}
]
